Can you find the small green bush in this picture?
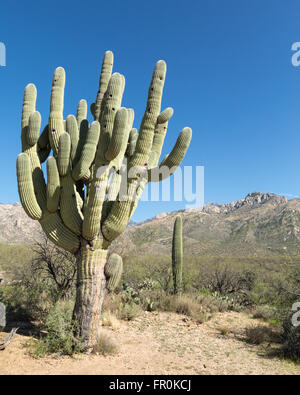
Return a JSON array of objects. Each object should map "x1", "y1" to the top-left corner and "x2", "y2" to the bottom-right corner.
[{"x1": 34, "y1": 301, "x2": 83, "y2": 356}]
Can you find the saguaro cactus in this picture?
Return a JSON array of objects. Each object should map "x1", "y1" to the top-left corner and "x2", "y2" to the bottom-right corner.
[
  {"x1": 17, "y1": 51, "x2": 192, "y2": 351},
  {"x1": 172, "y1": 216, "x2": 183, "y2": 296},
  {"x1": 105, "y1": 253, "x2": 123, "y2": 292}
]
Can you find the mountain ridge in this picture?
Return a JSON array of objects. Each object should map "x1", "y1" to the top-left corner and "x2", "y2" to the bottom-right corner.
[{"x1": 1, "y1": 192, "x2": 300, "y2": 257}]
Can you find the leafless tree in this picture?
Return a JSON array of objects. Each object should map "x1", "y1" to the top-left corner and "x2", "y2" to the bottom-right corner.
[{"x1": 30, "y1": 234, "x2": 76, "y2": 299}]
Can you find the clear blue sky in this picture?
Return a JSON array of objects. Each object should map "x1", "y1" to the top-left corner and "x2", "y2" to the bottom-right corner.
[{"x1": 0, "y1": 0, "x2": 300, "y2": 221}]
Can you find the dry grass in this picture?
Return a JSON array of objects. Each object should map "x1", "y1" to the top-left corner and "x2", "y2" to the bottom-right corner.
[
  {"x1": 158, "y1": 294, "x2": 209, "y2": 323},
  {"x1": 118, "y1": 303, "x2": 142, "y2": 321},
  {"x1": 252, "y1": 305, "x2": 274, "y2": 321},
  {"x1": 218, "y1": 326, "x2": 229, "y2": 336},
  {"x1": 92, "y1": 332, "x2": 118, "y2": 356},
  {"x1": 102, "y1": 293, "x2": 122, "y2": 314},
  {"x1": 245, "y1": 324, "x2": 280, "y2": 345},
  {"x1": 101, "y1": 311, "x2": 121, "y2": 330}
]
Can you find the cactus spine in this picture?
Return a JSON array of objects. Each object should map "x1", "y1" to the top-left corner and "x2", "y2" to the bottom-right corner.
[
  {"x1": 17, "y1": 51, "x2": 192, "y2": 351},
  {"x1": 172, "y1": 216, "x2": 183, "y2": 296}
]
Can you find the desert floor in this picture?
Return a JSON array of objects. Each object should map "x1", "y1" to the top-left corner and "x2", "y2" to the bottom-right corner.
[{"x1": 1, "y1": 311, "x2": 300, "y2": 375}]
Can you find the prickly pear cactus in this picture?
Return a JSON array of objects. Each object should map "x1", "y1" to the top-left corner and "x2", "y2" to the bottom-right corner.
[{"x1": 17, "y1": 51, "x2": 192, "y2": 351}]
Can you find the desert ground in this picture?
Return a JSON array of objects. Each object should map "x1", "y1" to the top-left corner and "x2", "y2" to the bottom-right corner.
[{"x1": 1, "y1": 311, "x2": 299, "y2": 375}]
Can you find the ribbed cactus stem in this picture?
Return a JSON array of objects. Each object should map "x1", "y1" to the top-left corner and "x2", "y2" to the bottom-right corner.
[
  {"x1": 104, "y1": 253, "x2": 123, "y2": 292},
  {"x1": 172, "y1": 216, "x2": 183, "y2": 296}
]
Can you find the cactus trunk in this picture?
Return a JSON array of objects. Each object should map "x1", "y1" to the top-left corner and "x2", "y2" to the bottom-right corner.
[
  {"x1": 172, "y1": 216, "x2": 183, "y2": 296},
  {"x1": 73, "y1": 246, "x2": 108, "y2": 352}
]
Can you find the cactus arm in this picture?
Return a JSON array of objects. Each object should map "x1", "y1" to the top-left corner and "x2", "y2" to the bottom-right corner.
[
  {"x1": 49, "y1": 67, "x2": 66, "y2": 156},
  {"x1": 101, "y1": 108, "x2": 133, "y2": 220},
  {"x1": 76, "y1": 99, "x2": 87, "y2": 129},
  {"x1": 148, "y1": 107, "x2": 173, "y2": 168},
  {"x1": 21, "y1": 84, "x2": 37, "y2": 151},
  {"x1": 129, "y1": 60, "x2": 166, "y2": 168},
  {"x1": 57, "y1": 133, "x2": 83, "y2": 235},
  {"x1": 40, "y1": 212, "x2": 80, "y2": 253},
  {"x1": 104, "y1": 253, "x2": 123, "y2": 292},
  {"x1": 72, "y1": 121, "x2": 100, "y2": 181},
  {"x1": 17, "y1": 153, "x2": 80, "y2": 253},
  {"x1": 27, "y1": 111, "x2": 41, "y2": 146},
  {"x1": 46, "y1": 156, "x2": 60, "y2": 213},
  {"x1": 73, "y1": 119, "x2": 89, "y2": 168},
  {"x1": 65, "y1": 115, "x2": 79, "y2": 162},
  {"x1": 148, "y1": 127, "x2": 192, "y2": 182},
  {"x1": 125, "y1": 128, "x2": 138, "y2": 159},
  {"x1": 16, "y1": 153, "x2": 43, "y2": 220},
  {"x1": 21, "y1": 90, "x2": 47, "y2": 211},
  {"x1": 101, "y1": 61, "x2": 167, "y2": 241},
  {"x1": 82, "y1": 73, "x2": 125, "y2": 241},
  {"x1": 94, "y1": 50, "x2": 114, "y2": 121},
  {"x1": 57, "y1": 132, "x2": 71, "y2": 176},
  {"x1": 96, "y1": 73, "x2": 125, "y2": 164},
  {"x1": 105, "y1": 108, "x2": 128, "y2": 162}
]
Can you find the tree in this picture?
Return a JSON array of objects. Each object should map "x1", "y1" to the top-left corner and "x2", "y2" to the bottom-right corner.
[
  {"x1": 30, "y1": 234, "x2": 76, "y2": 300},
  {"x1": 17, "y1": 51, "x2": 192, "y2": 351}
]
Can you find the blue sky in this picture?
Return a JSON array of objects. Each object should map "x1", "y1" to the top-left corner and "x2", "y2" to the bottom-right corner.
[{"x1": 0, "y1": 0, "x2": 300, "y2": 221}]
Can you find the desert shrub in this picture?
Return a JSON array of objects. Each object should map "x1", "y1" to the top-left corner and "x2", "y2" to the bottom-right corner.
[
  {"x1": 122, "y1": 255, "x2": 172, "y2": 292},
  {"x1": 101, "y1": 311, "x2": 120, "y2": 330},
  {"x1": 197, "y1": 293, "x2": 230, "y2": 313},
  {"x1": 102, "y1": 293, "x2": 123, "y2": 314},
  {"x1": 118, "y1": 303, "x2": 142, "y2": 321},
  {"x1": 34, "y1": 300, "x2": 83, "y2": 356},
  {"x1": 0, "y1": 281, "x2": 53, "y2": 323},
  {"x1": 218, "y1": 326, "x2": 229, "y2": 336},
  {"x1": 245, "y1": 325, "x2": 279, "y2": 345},
  {"x1": 252, "y1": 305, "x2": 275, "y2": 321},
  {"x1": 30, "y1": 235, "x2": 76, "y2": 300},
  {"x1": 201, "y1": 264, "x2": 256, "y2": 302},
  {"x1": 157, "y1": 294, "x2": 209, "y2": 323},
  {"x1": 0, "y1": 236, "x2": 77, "y2": 325},
  {"x1": 93, "y1": 332, "x2": 118, "y2": 356}
]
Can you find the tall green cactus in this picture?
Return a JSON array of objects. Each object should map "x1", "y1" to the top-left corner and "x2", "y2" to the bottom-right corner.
[
  {"x1": 172, "y1": 216, "x2": 183, "y2": 296},
  {"x1": 17, "y1": 51, "x2": 192, "y2": 351}
]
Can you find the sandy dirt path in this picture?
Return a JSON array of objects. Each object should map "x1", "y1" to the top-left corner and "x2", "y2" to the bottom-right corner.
[{"x1": 1, "y1": 311, "x2": 299, "y2": 375}]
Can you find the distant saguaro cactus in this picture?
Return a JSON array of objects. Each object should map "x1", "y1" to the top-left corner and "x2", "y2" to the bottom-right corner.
[
  {"x1": 17, "y1": 51, "x2": 192, "y2": 351},
  {"x1": 172, "y1": 216, "x2": 183, "y2": 296}
]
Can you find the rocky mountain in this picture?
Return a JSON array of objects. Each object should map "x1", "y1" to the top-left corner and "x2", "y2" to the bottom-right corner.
[
  {"x1": 112, "y1": 192, "x2": 300, "y2": 257},
  {"x1": 1, "y1": 192, "x2": 300, "y2": 256},
  {"x1": 0, "y1": 203, "x2": 41, "y2": 245}
]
